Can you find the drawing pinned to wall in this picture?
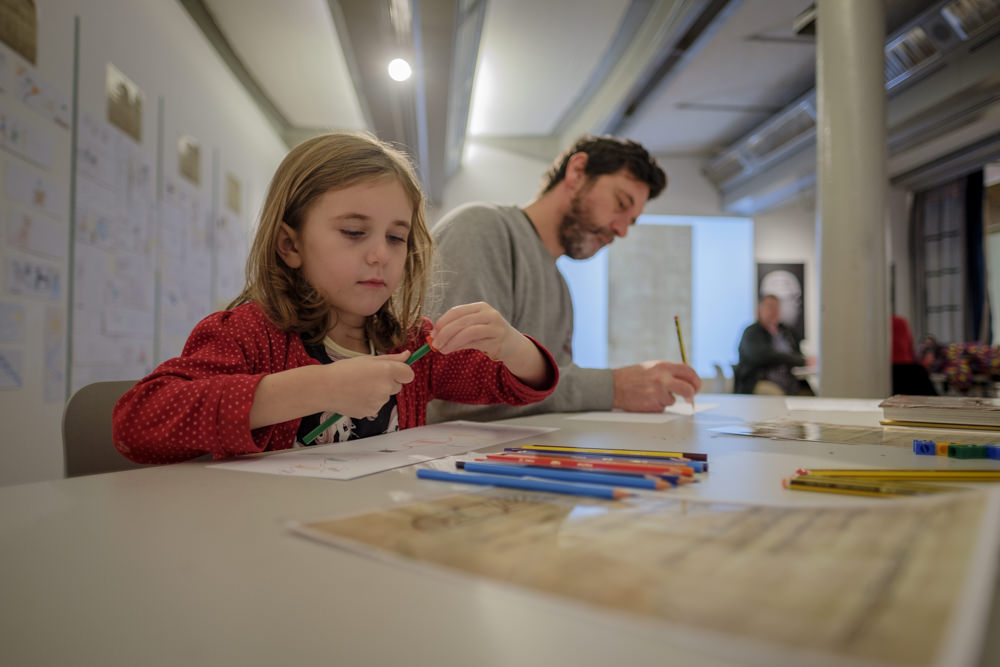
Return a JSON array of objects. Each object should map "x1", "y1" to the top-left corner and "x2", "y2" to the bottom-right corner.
[
  {"x1": 0, "y1": 105, "x2": 54, "y2": 168},
  {"x1": 158, "y1": 177, "x2": 212, "y2": 360},
  {"x1": 76, "y1": 110, "x2": 115, "y2": 186},
  {"x1": 225, "y1": 172, "x2": 241, "y2": 214},
  {"x1": 5, "y1": 253, "x2": 61, "y2": 300},
  {"x1": 4, "y1": 157, "x2": 67, "y2": 219},
  {"x1": 106, "y1": 63, "x2": 142, "y2": 143},
  {"x1": 215, "y1": 170, "x2": 248, "y2": 307},
  {"x1": 15, "y1": 57, "x2": 69, "y2": 128},
  {"x1": 43, "y1": 304, "x2": 64, "y2": 402},
  {"x1": 71, "y1": 112, "x2": 156, "y2": 392},
  {"x1": 5, "y1": 206, "x2": 66, "y2": 258},
  {"x1": 0, "y1": 0, "x2": 37, "y2": 65},
  {"x1": 757, "y1": 262, "x2": 805, "y2": 343},
  {"x1": 178, "y1": 134, "x2": 200, "y2": 185},
  {"x1": 0, "y1": 347, "x2": 23, "y2": 389},
  {"x1": 0, "y1": 300, "x2": 26, "y2": 342}
]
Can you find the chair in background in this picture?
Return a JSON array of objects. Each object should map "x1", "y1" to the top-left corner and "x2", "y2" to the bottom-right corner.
[
  {"x1": 62, "y1": 380, "x2": 148, "y2": 477},
  {"x1": 712, "y1": 363, "x2": 734, "y2": 393}
]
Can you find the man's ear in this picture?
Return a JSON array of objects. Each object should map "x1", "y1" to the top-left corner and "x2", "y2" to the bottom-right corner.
[
  {"x1": 564, "y1": 152, "x2": 590, "y2": 190},
  {"x1": 276, "y1": 222, "x2": 303, "y2": 269}
]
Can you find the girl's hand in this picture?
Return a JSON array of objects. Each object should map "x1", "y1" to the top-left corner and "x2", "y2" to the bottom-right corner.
[
  {"x1": 325, "y1": 351, "x2": 414, "y2": 418},
  {"x1": 431, "y1": 302, "x2": 553, "y2": 389},
  {"x1": 431, "y1": 302, "x2": 519, "y2": 361}
]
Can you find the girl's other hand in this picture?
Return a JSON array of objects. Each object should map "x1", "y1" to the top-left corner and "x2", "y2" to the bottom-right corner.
[
  {"x1": 431, "y1": 302, "x2": 518, "y2": 361},
  {"x1": 326, "y1": 351, "x2": 414, "y2": 418}
]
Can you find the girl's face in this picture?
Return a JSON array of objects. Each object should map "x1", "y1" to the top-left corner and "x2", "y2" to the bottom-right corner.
[{"x1": 279, "y1": 178, "x2": 412, "y2": 329}]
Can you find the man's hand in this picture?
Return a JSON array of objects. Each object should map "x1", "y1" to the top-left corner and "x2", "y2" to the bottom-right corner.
[{"x1": 612, "y1": 361, "x2": 702, "y2": 412}]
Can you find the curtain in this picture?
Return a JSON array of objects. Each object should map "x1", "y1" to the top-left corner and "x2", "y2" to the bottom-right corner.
[{"x1": 909, "y1": 170, "x2": 988, "y2": 345}]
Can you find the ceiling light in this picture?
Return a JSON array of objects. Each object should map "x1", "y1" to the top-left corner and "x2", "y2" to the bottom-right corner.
[{"x1": 387, "y1": 58, "x2": 412, "y2": 82}]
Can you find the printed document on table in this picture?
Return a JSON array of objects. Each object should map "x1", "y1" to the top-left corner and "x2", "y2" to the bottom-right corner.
[
  {"x1": 566, "y1": 402, "x2": 717, "y2": 423},
  {"x1": 211, "y1": 421, "x2": 557, "y2": 480}
]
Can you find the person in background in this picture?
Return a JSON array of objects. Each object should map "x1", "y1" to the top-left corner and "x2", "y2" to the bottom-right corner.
[
  {"x1": 427, "y1": 135, "x2": 701, "y2": 422},
  {"x1": 734, "y1": 294, "x2": 812, "y2": 395},
  {"x1": 891, "y1": 314, "x2": 916, "y2": 364},
  {"x1": 112, "y1": 132, "x2": 557, "y2": 464},
  {"x1": 892, "y1": 314, "x2": 937, "y2": 395}
]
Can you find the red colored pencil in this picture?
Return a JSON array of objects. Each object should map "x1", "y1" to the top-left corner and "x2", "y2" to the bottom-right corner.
[{"x1": 484, "y1": 453, "x2": 694, "y2": 477}]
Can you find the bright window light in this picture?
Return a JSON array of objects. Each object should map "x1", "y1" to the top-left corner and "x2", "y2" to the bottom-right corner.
[{"x1": 387, "y1": 58, "x2": 412, "y2": 82}]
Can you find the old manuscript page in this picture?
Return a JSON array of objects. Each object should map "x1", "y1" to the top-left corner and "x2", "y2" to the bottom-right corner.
[{"x1": 292, "y1": 489, "x2": 999, "y2": 666}]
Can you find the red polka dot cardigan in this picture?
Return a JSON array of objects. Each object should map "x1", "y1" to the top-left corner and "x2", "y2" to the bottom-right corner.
[{"x1": 112, "y1": 302, "x2": 558, "y2": 464}]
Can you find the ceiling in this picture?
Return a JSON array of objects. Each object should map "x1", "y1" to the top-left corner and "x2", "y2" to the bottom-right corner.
[{"x1": 181, "y1": 0, "x2": 993, "y2": 206}]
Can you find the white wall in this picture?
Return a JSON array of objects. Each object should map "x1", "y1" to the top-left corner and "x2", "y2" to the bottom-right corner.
[
  {"x1": 434, "y1": 140, "x2": 550, "y2": 222},
  {"x1": 0, "y1": 1, "x2": 287, "y2": 487}
]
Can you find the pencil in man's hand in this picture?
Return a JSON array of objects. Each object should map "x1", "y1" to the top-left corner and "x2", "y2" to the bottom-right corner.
[{"x1": 673, "y1": 315, "x2": 695, "y2": 411}]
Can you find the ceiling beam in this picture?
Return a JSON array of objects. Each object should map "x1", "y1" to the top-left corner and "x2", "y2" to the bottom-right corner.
[
  {"x1": 331, "y1": 0, "x2": 482, "y2": 205},
  {"x1": 178, "y1": 0, "x2": 293, "y2": 147}
]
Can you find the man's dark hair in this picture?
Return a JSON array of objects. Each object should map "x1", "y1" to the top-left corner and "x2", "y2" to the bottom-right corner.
[{"x1": 539, "y1": 135, "x2": 666, "y2": 199}]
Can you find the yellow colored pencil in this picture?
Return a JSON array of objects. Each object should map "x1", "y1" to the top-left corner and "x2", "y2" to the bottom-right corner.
[
  {"x1": 796, "y1": 468, "x2": 1000, "y2": 481},
  {"x1": 673, "y1": 315, "x2": 694, "y2": 411},
  {"x1": 783, "y1": 475, "x2": 964, "y2": 497}
]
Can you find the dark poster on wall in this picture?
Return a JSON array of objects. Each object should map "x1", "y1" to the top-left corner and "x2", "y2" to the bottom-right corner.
[{"x1": 757, "y1": 262, "x2": 805, "y2": 342}]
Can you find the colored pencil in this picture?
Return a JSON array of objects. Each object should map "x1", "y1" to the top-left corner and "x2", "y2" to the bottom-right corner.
[
  {"x1": 795, "y1": 468, "x2": 1000, "y2": 481},
  {"x1": 457, "y1": 461, "x2": 674, "y2": 490},
  {"x1": 507, "y1": 445, "x2": 708, "y2": 462},
  {"x1": 783, "y1": 475, "x2": 965, "y2": 498},
  {"x1": 485, "y1": 453, "x2": 694, "y2": 477},
  {"x1": 674, "y1": 315, "x2": 695, "y2": 410},
  {"x1": 416, "y1": 468, "x2": 633, "y2": 500},
  {"x1": 302, "y1": 342, "x2": 432, "y2": 444}
]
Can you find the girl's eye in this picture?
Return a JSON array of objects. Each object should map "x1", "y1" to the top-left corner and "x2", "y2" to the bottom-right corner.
[
  {"x1": 388, "y1": 235, "x2": 408, "y2": 245},
  {"x1": 341, "y1": 230, "x2": 364, "y2": 239}
]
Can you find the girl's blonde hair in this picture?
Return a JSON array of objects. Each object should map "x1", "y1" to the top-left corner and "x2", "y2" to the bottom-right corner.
[{"x1": 230, "y1": 132, "x2": 433, "y2": 351}]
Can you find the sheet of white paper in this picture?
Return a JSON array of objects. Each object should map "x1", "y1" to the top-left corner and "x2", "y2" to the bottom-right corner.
[
  {"x1": 566, "y1": 402, "x2": 718, "y2": 423},
  {"x1": 785, "y1": 397, "x2": 884, "y2": 412},
  {"x1": 211, "y1": 421, "x2": 558, "y2": 480}
]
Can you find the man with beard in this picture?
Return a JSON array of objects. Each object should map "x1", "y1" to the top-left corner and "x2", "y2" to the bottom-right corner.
[{"x1": 426, "y1": 135, "x2": 701, "y2": 421}]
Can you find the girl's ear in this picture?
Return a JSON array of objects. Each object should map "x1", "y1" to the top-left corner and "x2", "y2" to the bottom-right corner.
[{"x1": 276, "y1": 222, "x2": 303, "y2": 268}]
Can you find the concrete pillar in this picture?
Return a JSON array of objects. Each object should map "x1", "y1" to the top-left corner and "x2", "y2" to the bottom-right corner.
[{"x1": 816, "y1": 0, "x2": 890, "y2": 398}]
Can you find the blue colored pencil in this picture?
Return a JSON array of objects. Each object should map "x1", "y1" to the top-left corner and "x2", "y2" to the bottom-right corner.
[
  {"x1": 457, "y1": 461, "x2": 672, "y2": 490},
  {"x1": 416, "y1": 468, "x2": 632, "y2": 500}
]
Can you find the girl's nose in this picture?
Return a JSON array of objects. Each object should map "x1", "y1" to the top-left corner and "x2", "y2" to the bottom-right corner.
[{"x1": 367, "y1": 239, "x2": 389, "y2": 263}]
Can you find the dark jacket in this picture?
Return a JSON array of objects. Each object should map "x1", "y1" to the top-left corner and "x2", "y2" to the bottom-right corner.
[{"x1": 733, "y1": 322, "x2": 805, "y2": 394}]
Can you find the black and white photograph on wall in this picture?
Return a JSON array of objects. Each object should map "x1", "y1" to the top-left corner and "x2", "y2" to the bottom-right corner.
[
  {"x1": 178, "y1": 134, "x2": 201, "y2": 186},
  {"x1": 106, "y1": 63, "x2": 143, "y2": 143},
  {"x1": 757, "y1": 262, "x2": 805, "y2": 342},
  {"x1": 0, "y1": 0, "x2": 37, "y2": 64}
]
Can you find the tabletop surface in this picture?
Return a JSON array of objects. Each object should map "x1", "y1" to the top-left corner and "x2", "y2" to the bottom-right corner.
[{"x1": 2, "y1": 394, "x2": 998, "y2": 667}]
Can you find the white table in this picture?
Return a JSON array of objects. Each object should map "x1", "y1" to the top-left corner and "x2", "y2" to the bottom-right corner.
[{"x1": 1, "y1": 395, "x2": 998, "y2": 666}]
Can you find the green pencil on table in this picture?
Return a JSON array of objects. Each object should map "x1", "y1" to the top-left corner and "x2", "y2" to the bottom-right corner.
[
  {"x1": 302, "y1": 342, "x2": 432, "y2": 444},
  {"x1": 674, "y1": 315, "x2": 695, "y2": 412}
]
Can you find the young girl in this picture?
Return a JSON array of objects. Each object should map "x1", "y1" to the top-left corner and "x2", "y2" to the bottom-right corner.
[{"x1": 112, "y1": 132, "x2": 558, "y2": 464}]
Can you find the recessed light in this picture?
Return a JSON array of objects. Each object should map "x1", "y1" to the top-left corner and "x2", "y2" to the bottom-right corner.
[{"x1": 388, "y1": 58, "x2": 412, "y2": 82}]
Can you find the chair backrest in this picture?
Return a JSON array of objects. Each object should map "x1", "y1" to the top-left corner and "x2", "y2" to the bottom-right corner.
[{"x1": 62, "y1": 380, "x2": 147, "y2": 477}]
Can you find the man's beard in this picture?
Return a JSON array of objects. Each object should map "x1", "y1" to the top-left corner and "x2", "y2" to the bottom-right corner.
[{"x1": 558, "y1": 190, "x2": 612, "y2": 260}]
